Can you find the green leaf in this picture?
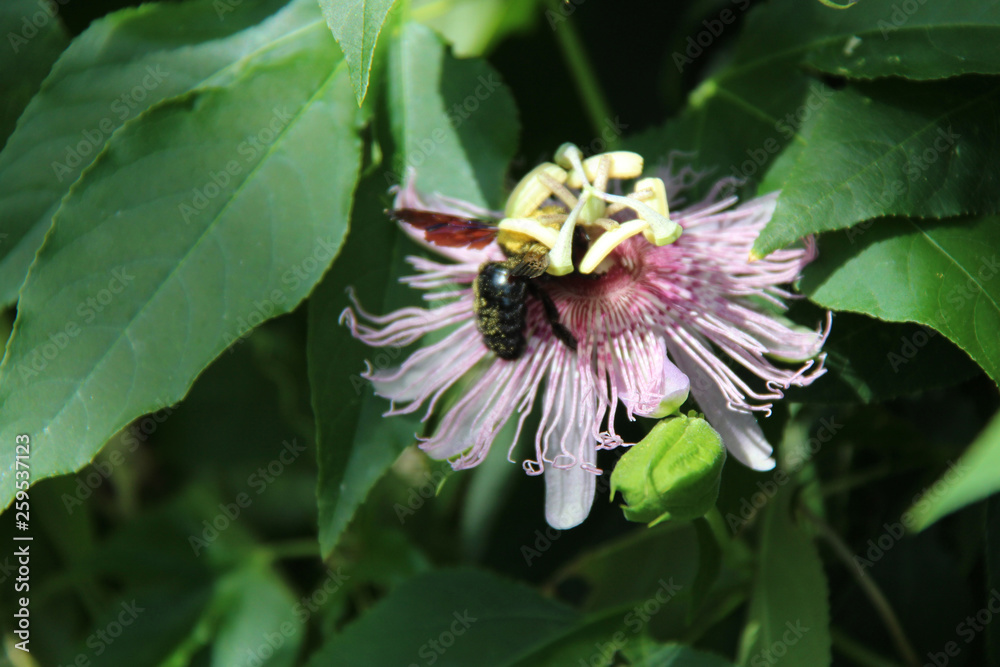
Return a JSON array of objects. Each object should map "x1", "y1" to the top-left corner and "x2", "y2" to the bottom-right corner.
[
  {"x1": 754, "y1": 80, "x2": 1000, "y2": 257},
  {"x1": 0, "y1": 0, "x2": 324, "y2": 304},
  {"x1": 627, "y1": 0, "x2": 1000, "y2": 206},
  {"x1": 801, "y1": 215, "x2": 1000, "y2": 385},
  {"x1": 309, "y1": 174, "x2": 423, "y2": 560},
  {"x1": 804, "y1": 0, "x2": 1000, "y2": 81},
  {"x1": 610, "y1": 415, "x2": 727, "y2": 526},
  {"x1": 0, "y1": 49, "x2": 363, "y2": 510},
  {"x1": 388, "y1": 21, "x2": 519, "y2": 209},
  {"x1": 737, "y1": 486, "x2": 831, "y2": 667},
  {"x1": 908, "y1": 410, "x2": 1000, "y2": 531},
  {"x1": 550, "y1": 522, "x2": 702, "y2": 615},
  {"x1": 622, "y1": 640, "x2": 738, "y2": 667},
  {"x1": 987, "y1": 494, "x2": 1000, "y2": 664},
  {"x1": 319, "y1": 0, "x2": 396, "y2": 105},
  {"x1": 304, "y1": 569, "x2": 580, "y2": 666},
  {"x1": 76, "y1": 584, "x2": 215, "y2": 667},
  {"x1": 212, "y1": 565, "x2": 304, "y2": 667},
  {"x1": 0, "y1": 0, "x2": 69, "y2": 148}
]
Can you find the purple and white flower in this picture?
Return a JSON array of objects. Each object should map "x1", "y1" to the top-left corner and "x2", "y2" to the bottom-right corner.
[{"x1": 342, "y1": 144, "x2": 829, "y2": 529}]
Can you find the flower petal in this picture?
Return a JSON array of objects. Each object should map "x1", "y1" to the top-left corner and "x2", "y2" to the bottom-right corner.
[
  {"x1": 667, "y1": 339, "x2": 776, "y2": 471},
  {"x1": 544, "y1": 446, "x2": 597, "y2": 530}
]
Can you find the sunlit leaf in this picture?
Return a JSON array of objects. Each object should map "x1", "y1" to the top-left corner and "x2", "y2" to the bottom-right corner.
[
  {"x1": 0, "y1": 0, "x2": 323, "y2": 304},
  {"x1": 804, "y1": 0, "x2": 1000, "y2": 80},
  {"x1": 755, "y1": 80, "x2": 1000, "y2": 257},
  {"x1": 388, "y1": 21, "x2": 519, "y2": 209},
  {"x1": 909, "y1": 410, "x2": 1000, "y2": 531},
  {"x1": 801, "y1": 215, "x2": 1000, "y2": 386},
  {"x1": 319, "y1": 0, "x2": 396, "y2": 105},
  {"x1": 0, "y1": 47, "x2": 363, "y2": 510}
]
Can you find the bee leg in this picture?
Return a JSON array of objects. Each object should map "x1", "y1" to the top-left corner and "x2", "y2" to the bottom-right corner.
[{"x1": 527, "y1": 283, "x2": 577, "y2": 352}]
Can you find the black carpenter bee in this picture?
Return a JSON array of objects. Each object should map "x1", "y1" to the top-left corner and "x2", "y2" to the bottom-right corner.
[{"x1": 390, "y1": 208, "x2": 577, "y2": 360}]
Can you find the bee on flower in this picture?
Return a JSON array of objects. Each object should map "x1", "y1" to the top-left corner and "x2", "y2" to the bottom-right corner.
[{"x1": 342, "y1": 143, "x2": 829, "y2": 529}]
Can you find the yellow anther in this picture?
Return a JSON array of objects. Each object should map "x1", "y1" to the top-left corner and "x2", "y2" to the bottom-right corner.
[
  {"x1": 566, "y1": 151, "x2": 644, "y2": 188},
  {"x1": 497, "y1": 218, "x2": 560, "y2": 249},
  {"x1": 505, "y1": 163, "x2": 568, "y2": 218},
  {"x1": 578, "y1": 218, "x2": 649, "y2": 274},
  {"x1": 634, "y1": 177, "x2": 669, "y2": 216}
]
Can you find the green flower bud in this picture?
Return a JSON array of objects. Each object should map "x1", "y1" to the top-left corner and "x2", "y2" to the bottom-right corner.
[{"x1": 610, "y1": 414, "x2": 726, "y2": 526}]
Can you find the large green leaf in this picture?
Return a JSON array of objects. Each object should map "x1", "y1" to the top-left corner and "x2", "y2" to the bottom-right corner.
[
  {"x1": 0, "y1": 0, "x2": 325, "y2": 305},
  {"x1": 754, "y1": 80, "x2": 1000, "y2": 256},
  {"x1": 388, "y1": 21, "x2": 519, "y2": 209},
  {"x1": 0, "y1": 48, "x2": 363, "y2": 510},
  {"x1": 738, "y1": 486, "x2": 831, "y2": 667},
  {"x1": 304, "y1": 569, "x2": 580, "y2": 666},
  {"x1": 804, "y1": 0, "x2": 1000, "y2": 81},
  {"x1": 0, "y1": 0, "x2": 69, "y2": 149},
  {"x1": 319, "y1": 0, "x2": 396, "y2": 105},
  {"x1": 309, "y1": 175, "x2": 423, "y2": 560},
  {"x1": 801, "y1": 215, "x2": 1000, "y2": 385},
  {"x1": 908, "y1": 410, "x2": 1000, "y2": 531}
]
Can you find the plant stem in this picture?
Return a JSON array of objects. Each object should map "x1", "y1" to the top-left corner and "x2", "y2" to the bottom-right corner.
[
  {"x1": 260, "y1": 539, "x2": 321, "y2": 562},
  {"x1": 799, "y1": 506, "x2": 921, "y2": 667},
  {"x1": 548, "y1": 0, "x2": 617, "y2": 146},
  {"x1": 831, "y1": 628, "x2": 902, "y2": 667}
]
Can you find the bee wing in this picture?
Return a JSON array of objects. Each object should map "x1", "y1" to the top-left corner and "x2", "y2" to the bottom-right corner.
[
  {"x1": 509, "y1": 249, "x2": 549, "y2": 278},
  {"x1": 390, "y1": 209, "x2": 498, "y2": 250}
]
